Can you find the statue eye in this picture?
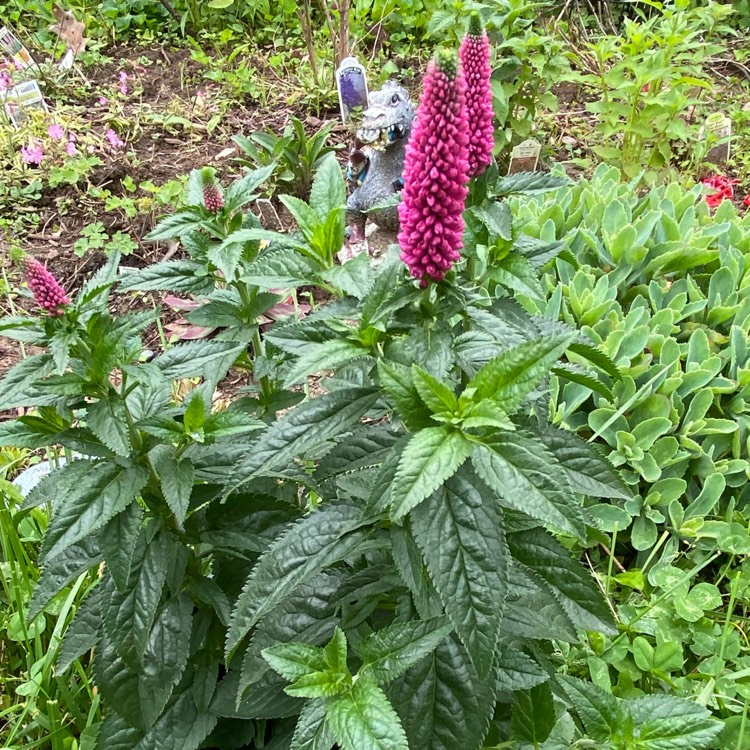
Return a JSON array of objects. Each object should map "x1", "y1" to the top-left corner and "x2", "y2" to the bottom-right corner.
[{"x1": 391, "y1": 93, "x2": 400, "y2": 104}]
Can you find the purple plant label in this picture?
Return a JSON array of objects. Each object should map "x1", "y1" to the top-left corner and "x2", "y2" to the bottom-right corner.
[{"x1": 337, "y1": 57, "x2": 368, "y2": 124}]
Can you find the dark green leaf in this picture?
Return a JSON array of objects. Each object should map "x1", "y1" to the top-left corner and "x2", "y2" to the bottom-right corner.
[
  {"x1": 283, "y1": 339, "x2": 370, "y2": 388},
  {"x1": 629, "y1": 694, "x2": 721, "y2": 749},
  {"x1": 87, "y1": 397, "x2": 131, "y2": 456},
  {"x1": 226, "y1": 500, "x2": 379, "y2": 655},
  {"x1": 0, "y1": 354, "x2": 55, "y2": 410},
  {"x1": 495, "y1": 646, "x2": 549, "y2": 691},
  {"x1": 133, "y1": 691, "x2": 218, "y2": 750},
  {"x1": 105, "y1": 529, "x2": 175, "y2": 669},
  {"x1": 150, "y1": 445, "x2": 194, "y2": 526},
  {"x1": 467, "y1": 333, "x2": 573, "y2": 412},
  {"x1": 40, "y1": 462, "x2": 148, "y2": 561},
  {"x1": 511, "y1": 682, "x2": 556, "y2": 745},
  {"x1": 557, "y1": 676, "x2": 625, "y2": 743},
  {"x1": 411, "y1": 470, "x2": 507, "y2": 676},
  {"x1": 155, "y1": 340, "x2": 246, "y2": 379},
  {"x1": 377, "y1": 360, "x2": 434, "y2": 431},
  {"x1": 243, "y1": 246, "x2": 320, "y2": 288},
  {"x1": 493, "y1": 172, "x2": 569, "y2": 197},
  {"x1": 139, "y1": 594, "x2": 193, "y2": 729},
  {"x1": 412, "y1": 366, "x2": 459, "y2": 414},
  {"x1": 387, "y1": 633, "x2": 495, "y2": 750},
  {"x1": 358, "y1": 617, "x2": 454, "y2": 684},
  {"x1": 57, "y1": 582, "x2": 103, "y2": 674},
  {"x1": 117, "y1": 260, "x2": 215, "y2": 295},
  {"x1": 470, "y1": 201, "x2": 512, "y2": 241},
  {"x1": 224, "y1": 387, "x2": 380, "y2": 494},
  {"x1": 535, "y1": 425, "x2": 631, "y2": 500},
  {"x1": 507, "y1": 527, "x2": 616, "y2": 633},
  {"x1": 28, "y1": 536, "x2": 102, "y2": 621},
  {"x1": 101, "y1": 502, "x2": 144, "y2": 592},
  {"x1": 472, "y1": 434, "x2": 586, "y2": 539},
  {"x1": 322, "y1": 253, "x2": 374, "y2": 298}
]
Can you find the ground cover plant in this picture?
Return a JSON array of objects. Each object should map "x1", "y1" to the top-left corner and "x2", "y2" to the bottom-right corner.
[{"x1": 2, "y1": 1, "x2": 750, "y2": 749}]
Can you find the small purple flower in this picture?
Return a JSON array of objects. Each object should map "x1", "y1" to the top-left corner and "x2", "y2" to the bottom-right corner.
[
  {"x1": 398, "y1": 50, "x2": 470, "y2": 286},
  {"x1": 66, "y1": 140, "x2": 77, "y2": 157},
  {"x1": 97, "y1": 96, "x2": 109, "y2": 107},
  {"x1": 118, "y1": 70, "x2": 129, "y2": 95},
  {"x1": 0, "y1": 70, "x2": 11, "y2": 92},
  {"x1": 25, "y1": 259, "x2": 70, "y2": 316},
  {"x1": 105, "y1": 129, "x2": 124, "y2": 149},
  {"x1": 21, "y1": 141, "x2": 44, "y2": 165},
  {"x1": 48, "y1": 123, "x2": 65, "y2": 141}
]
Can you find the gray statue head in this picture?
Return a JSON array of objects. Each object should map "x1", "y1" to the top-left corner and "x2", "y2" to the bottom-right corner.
[{"x1": 357, "y1": 80, "x2": 414, "y2": 150}]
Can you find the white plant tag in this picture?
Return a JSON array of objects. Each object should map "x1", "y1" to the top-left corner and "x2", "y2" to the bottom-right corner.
[
  {"x1": 508, "y1": 138, "x2": 541, "y2": 174},
  {"x1": 0, "y1": 26, "x2": 35, "y2": 69},
  {"x1": 336, "y1": 56, "x2": 368, "y2": 124},
  {"x1": 703, "y1": 112, "x2": 732, "y2": 165},
  {"x1": 1, "y1": 79, "x2": 48, "y2": 128}
]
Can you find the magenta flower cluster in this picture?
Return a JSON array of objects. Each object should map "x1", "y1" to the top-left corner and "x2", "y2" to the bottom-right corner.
[
  {"x1": 398, "y1": 20, "x2": 496, "y2": 285},
  {"x1": 25, "y1": 259, "x2": 70, "y2": 316},
  {"x1": 398, "y1": 50, "x2": 470, "y2": 285},
  {"x1": 460, "y1": 14, "x2": 495, "y2": 178}
]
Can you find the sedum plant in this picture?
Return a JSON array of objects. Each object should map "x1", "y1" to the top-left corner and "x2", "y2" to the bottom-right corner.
[{"x1": 511, "y1": 163, "x2": 750, "y2": 743}]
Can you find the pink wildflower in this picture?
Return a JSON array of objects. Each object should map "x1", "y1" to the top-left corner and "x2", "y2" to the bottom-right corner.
[
  {"x1": 0, "y1": 70, "x2": 10, "y2": 92},
  {"x1": 460, "y1": 13, "x2": 495, "y2": 178},
  {"x1": 21, "y1": 140, "x2": 44, "y2": 165},
  {"x1": 66, "y1": 140, "x2": 77, "y2": 157},
  {"x1": 25, "y1": 259, "x2": 70, "y2": 316},
  {"x1": 48, "y1": 123, "x2": 65, "y2": 141},
  {"x1": 105, "y1": 129, "x2": 124, "y2": 149},
  {"x1": 398, "y1": 50, "x2": 470, "y2": 286},
  {"x1": 118, "y1": 71, "x2": 129, "y2": 95},
  {"x1": 97, "y1": 96, "x2": 108, "y2": 107}
]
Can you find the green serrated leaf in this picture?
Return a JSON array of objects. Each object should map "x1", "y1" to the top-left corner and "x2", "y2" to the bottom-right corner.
[
  {"x1": 411, "y1": 469, "x2": 507, "y2": 676},
  {"x1": 283, "y1": 339, "x2": 370, "y2": 388},
  {"x1": 472, "y1": 435, "x2": 586, "y2": 539},
  {"x1": 117, "y1": 261, "x2": 215, "y2": 295},
  {"x1": 155, "y1": 340, "x2": 246, "y2": 380},
  {"x1": 412, "y1": 366, "x2": 459, "y2": 414},
  {"x1": 377, "y1": 360, "x2": 434, "y2": 431},
  {"x1": 557, "y1": 676, "x2": 626, "y2": 743},
  {"x1": 328, "y1": 676, "x2": 409, "y2": 750},
  {"x1": 0, "y1": 354, "x2": 55, "y2": 410},
  {"x1": 105, "y1": 529, "x2": 174, "y2": 670},
  {"x1": 387, "y1": 633, "x2": 495, "y2": 750},
  {"x1": 87, "y1": 397, "x2": 131, "y2": 456},
  {"x1": 358, "y1": 617, "x2": 454, "y2": 684},
  {"x1": 150, "y1": 445, "x2": 194, "y2": 526},
  {"x1": 57, "y1": 583, "x2": 103, "y2": 674},
  {"x1": 226, "y1": 500, "x2": 379, "y2": 656},
  {"x1": 390, "y1": 427, "x2": 471, "y2": 523},
  {"x1": 629, "y1": 694, "x2": 721, "y2": 749},
  {"x1": 40, "y1": 462, "x2": 148, "y2": 561},
  {"x1": 467, "y1": 333, "x2": 573, "y2": 412},
  {"x1": 511, "y1": 682, "x2": 556, "y2": 745},
  {"x1": 139, "y1": 594, "x2": 193, "y2": 729},
  {"x1": 101, "y1": 502, "x2": 144, "y2": 592},
  {"x1": 291, "y1": 699, "x2": 337, "y2": 750}
]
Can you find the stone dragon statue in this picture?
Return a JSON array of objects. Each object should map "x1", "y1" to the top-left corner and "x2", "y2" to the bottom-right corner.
[{"x1": 345, "y1": 80, "x2": 414, "y2": 243}]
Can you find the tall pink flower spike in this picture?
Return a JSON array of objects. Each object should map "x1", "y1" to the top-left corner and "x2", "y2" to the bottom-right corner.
[
  {"x1": 460, "y1": 13, "x2": 495, "y2": 178},
  {"x1": 398, "y1": 49, "x2": 470, "y2": 286},
  {"x1": 25, "y1": 259, "x2": 70, "y2": 316}
]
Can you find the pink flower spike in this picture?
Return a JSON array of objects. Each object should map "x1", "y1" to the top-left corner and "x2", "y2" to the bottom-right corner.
[
  {"x1": 21, "y1": 141, "x2": 44, "y2": 165},
  {"x1": 398, "y1": 49, "x2": 470, "y2": 286},
  {"x1": 105, "y1": 128, "x2": 124, "y2": 149},
  {"x1": 25, "y1": 259, "x2": 70, "y2": 316},
  {"x1": 48, "y1": 123, "x2": 65, "y2": 141},
  {"x1": 460, "y1": 13, "x2": 495, "y2": 178}
]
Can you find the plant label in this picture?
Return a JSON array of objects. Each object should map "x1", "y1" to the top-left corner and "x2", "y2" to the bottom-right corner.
[
  {"x1": 508, "y1": 138, "x2": 541, "y2": 174},
  {"x1": 0, "y1": 79, "x2": 48, "y2": 127},
  {"x1": 336, "y1": 56, "x2": 368, "y2": 125},
  {"x1": 703, "y1": 112, "x2": 731, "y2": 165},
  {"x1": 0, "y1": 26, "x2": 35, "y2": 69}
]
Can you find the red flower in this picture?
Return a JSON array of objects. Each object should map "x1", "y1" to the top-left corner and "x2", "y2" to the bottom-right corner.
[{"x1": 702, "y1": 174, "x2": 739, "y2": 209}]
